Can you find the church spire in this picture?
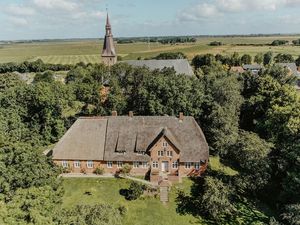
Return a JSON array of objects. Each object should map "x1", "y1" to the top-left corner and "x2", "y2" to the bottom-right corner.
[{"x1": 102, "y1": 12, "x2": 117, "y2": 66}]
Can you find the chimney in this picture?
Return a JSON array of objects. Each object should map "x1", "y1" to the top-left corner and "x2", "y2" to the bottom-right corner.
[
  {"x1": 129, "y1": 111, "x2": 134, "y2": 118},
  {"x1": 179, "y1": 112, "x2": 184, "y2": 121},
  {"x1": 112, "y1": 111, "x2": 118, "y2": 116}
]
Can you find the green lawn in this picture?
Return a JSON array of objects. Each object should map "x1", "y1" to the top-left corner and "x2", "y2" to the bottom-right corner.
[
  {"x1": 61, "y1": 158, "x2": 270, "y2": 225},
  {"x1": 1, "y1": 35, "x2": 300, "y2": 64},
  {"x1": 62, "y1": 178, "x2": 205, "y2": 225}
]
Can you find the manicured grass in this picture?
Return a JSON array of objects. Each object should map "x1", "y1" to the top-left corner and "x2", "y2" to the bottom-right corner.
[
  {"x1": 209, "y1": 155, "x2": 239, "y2": 176},
  {"x1": 62, "y1": 178, "x2": 204, "y2": 225},
  {"x1": 1, "y1": 35, "x2": 300, "y2": 64}
]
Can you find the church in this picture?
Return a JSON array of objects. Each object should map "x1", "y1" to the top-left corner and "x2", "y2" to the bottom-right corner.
[{"x1": 101, "y1": 14, "x2": 194, "y2": 76}]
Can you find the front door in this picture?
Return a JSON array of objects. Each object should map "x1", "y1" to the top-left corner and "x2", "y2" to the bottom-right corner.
[{"x1": 161, "y1": 161, "x2": 169, "y2": 172}]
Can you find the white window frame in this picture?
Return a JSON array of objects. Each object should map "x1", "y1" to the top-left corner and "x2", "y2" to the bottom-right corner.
[
  {"x1": 152, "y1": 161, "x2": 158, "y2": 168},
  {"x1": 87, "y1": 160, "x2": 94, "y2": 169},
  {"x1": 62, "y1": 161, "x2": 68, "y2": 168},
  {"x1": 167, "y1": 151, "x2": 173, "y2": 157},
  {"x1": 163, "y1": 141, "x2": 168, "y2": 147},
  {"x1": 142, "y1": 162, "x2": 148, "y2": 168},
  {"x1": 107, "y1": 161, "x2": 113, "y2": 168},
  {"x1": 172, "y1": 161, "x2": 178, "y2": 169},
  {"x1": 133, "y1": 161, "x2": 139, "y2": 168},
  {"x1": 74, "y1": 161, "x2": 80, "y2": 168},
  {"x1": 185, "y1": 162, "x2": 192, "y2": 169},
  {"x1": 195, "y1": 162, "x2": 200, "y2": 170},
  {"x1": 117, "y1": 161, "x2": 123, "y2": 168}
]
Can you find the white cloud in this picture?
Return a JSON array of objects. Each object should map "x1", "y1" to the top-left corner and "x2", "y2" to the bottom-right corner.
[
  {"x1": 32, "y1": 0, "x2": 79, "y2": 11},
  {"x1": 5, "y1": 4, "x2": 36, "y2": 16},
  {"x1": 178, "y1": 0, "x2": 300, "y2": 22},
  {"x1": 8, "y1": 17, "x2": 28, "y2": 26}
]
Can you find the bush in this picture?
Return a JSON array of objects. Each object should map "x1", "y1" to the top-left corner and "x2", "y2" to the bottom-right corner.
[
  {"x1": 94, "y1": 167, "x2": 104, "y2": 175},
  {"x1": 271, "y1": 40, "x2": 289, "y2": 46},
  {"x1": 126, "y1": 181, "x2": 145, "y2": 200},
  {"x1": 119, "y1": 164, "x2": 132, "y2": 175},
  {"x1": 209, "y1": 41, "x2": 222, "y2": 46}
]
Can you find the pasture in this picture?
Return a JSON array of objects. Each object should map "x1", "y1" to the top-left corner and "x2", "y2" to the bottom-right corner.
[{"x1": 1, "y1": 35, "x2": 300, "y2": 64}]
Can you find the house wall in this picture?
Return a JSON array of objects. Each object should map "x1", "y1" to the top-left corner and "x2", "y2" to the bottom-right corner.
[{"x1": 150, "y1": 136, "x2": 180, "y2": 175}]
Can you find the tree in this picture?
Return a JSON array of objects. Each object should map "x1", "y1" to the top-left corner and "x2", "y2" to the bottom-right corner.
[
  {"x1": 263, "y1": 51, "x2": 273, "y2": 65},
  {"x1": 126, "y1": 181, "x2": 145, "y2": 200},
  {"x1": 282, "y1": 204, "x2": 300, "y2": 225},
  {"x1": 153, "y1": 52, "x2": 187, "y2": 60},
  {"x1": 254, "y1": 53, "x2": 263, "y2": 64},
  {"x1": 57, "y1": 204, "x2": 123, "y2": 225},
  {"x1": 33, "y1": 71, "x2": 55, "y2": 83},
  {"x1": 271, "y1": 40, "x2": 289, "y2": 46},
  {"x1": 230, "y1": 52, "x2": 241, "y2": 66},
  {"x1": 295, "y1": 56, "x2": 300, "y2": 67},
  {"x1": 274, "y1": 53, "x2": 294, "y2": 63},
  {"x1": 200, "y1": 176, "x2": 235, "y2": 221},
  {"x1": 241, "y1": 54, "x2": 252, "y2": 65},
  {"x1": 192, "y1": 54, "x2": 216, "y2": 69}
]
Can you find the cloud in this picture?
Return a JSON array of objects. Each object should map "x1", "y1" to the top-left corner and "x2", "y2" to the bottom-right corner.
[
  {"x1": 178, "y1": 0, "x2": 300, "y2": 22},
  {"x1": 32, "y1": 0, "x2": 79, "y2": 11},
  {"x1": 7, "y1": 17, "x2": 28, "y2": 26},
  {"x1": 5, "y1": 4, "x2": 36, "y2": 16}
]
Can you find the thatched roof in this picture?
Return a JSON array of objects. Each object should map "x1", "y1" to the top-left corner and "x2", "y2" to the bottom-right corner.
[
  {"x1": 124, "y1": 59, "x2": 195, "y2": 76},
  {"x1": 53, "y1": 116, "x2": 209, "y2": 162},
  {"x1": 52, "y1": 118, "x2": 107, "y2": 160}
]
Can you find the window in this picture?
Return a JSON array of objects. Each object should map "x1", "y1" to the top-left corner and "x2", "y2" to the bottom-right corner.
[
  {"x1": 167, "y1": 151, "x2": 173, "y2": 157},
  {"x1": 74, "y1": 161, "x2": 80, "y2": 168},
  {"x1": 163, "y1": 141, "x2": 168, "y2": 147},
  {"x1": 133, "y1": 161, "x2": 139, "y2": 168},
  {"x1": 185, "y1": 162, "x2": 192, "y2": 169},
  {"x1": 107, "y1": 161, "x2": 113, "y2": 168},
  {"x1": 195, "y1": 162, "x2": 200, "y2": 170},
  {"x1": 62, "y1": 161, "x2": 68, "y2": 168},
  {"x1": 172, "y1": 161, "x2": 178, "y2": 169},
  {"x1": 158, "y1": 151, "x2": 164, "y2": 157},
  {"x1": 136, "y1": 151, "x2": 145, "y2": 155},
  {"x1": 87, "y1": 161, "x2": 94, "y2": 168},
  {"x1": 117, "y1": 161, "x2": 123, "y2": 168},
  {"x1": 152, "y1": 161, "x2": 158, "y2": 168},
  {"x1": 142, "y1": 162, "x2": 148, "y2": 168}
]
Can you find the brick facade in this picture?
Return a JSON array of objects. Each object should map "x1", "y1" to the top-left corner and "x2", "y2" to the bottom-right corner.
[{"x1": 54, "y1": 135, "x2": 206, "y2": 184}]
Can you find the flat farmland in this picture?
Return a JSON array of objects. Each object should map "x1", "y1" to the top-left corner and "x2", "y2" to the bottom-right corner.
[{"x1": 1, "y1": 35, "x2": 300, "y2": 64}]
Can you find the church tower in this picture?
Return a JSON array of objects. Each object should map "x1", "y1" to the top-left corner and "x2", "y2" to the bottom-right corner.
[{"x1": 102, "y1": 13, "x2": 117, "y2": 66}]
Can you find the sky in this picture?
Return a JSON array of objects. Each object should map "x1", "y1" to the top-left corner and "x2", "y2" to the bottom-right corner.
[{"x1": 1, "y1": 0, "x2": 300, "y2": 40}]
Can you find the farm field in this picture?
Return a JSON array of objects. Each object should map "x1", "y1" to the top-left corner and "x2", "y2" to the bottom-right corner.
[{"x1": 1, "y1": 35, "x2": 300, "y2": 64}]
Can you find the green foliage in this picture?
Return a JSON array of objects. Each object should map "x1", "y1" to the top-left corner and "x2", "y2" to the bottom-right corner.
[
  {"x1": 295, "y1": 56, "x2": 300, "y2": 67},
  {"x1": 201, "y1": 176, "x2": 235, "y2": 220},
  {"x1": 209, "y1": 41, "x2": 222, "y2": 46},
  {"x1": 271, "y1": 40, "x2": 289, "y2": 46},
  {"x1": 152, "y1": 52, "x2": 187, "y2": 60},
  {"x1": 56, "y1": 204, "x2": 123, "y2": 225},
  {"x1": 119, "y1": 163, "x2": 132, "y2": 175},
  {"x1": 126, "y1": 181, "x2": 145, "y2": 200},
  {"x1": 241, "y1": 54, "x2": 252, "y2": 64},
  {"x1": 33, "y1": 71, "x2": 55, "y2": 83},
  {"x1": 274, "y1": 53, "x2": 295, "y2": 63},
  {"x1": 282, "y1": 204, "x2": 300, "y2": 225},
  {"x1": 292, "y1": 39, "x2": 300, "y2": 46},
  {"x1": 2, "y1": 186, "x2": 61, "y2": 225},
  {"x1": 264, "y1": 51, "x2": 273, "y2": 65},
  {"x1": 254, "y1": 53, "x2": 263, "y2": 64},
  {"x1": 94, "y1": 167, "x2": 105, "y2": 175},
  {"x1": 192, "y1": 54, "x2": 216, "y2": 69}
]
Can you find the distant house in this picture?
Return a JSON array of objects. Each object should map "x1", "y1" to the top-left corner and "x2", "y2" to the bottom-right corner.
[
  {"x1": 124, "y1": 59, "x2": 195, "y2": 76},
  {"x1": 243, "y1": 64, "x2": 263, "y2": 75},
  {"x1": 52, "y1": 112, "x2": 209, "y2": 184},
  {"x1": 230, "y1": 66, "x2": 245, "y2": 74},
  {"x1": 277, "y1": 63, "x2": 299, "y2": 76}
]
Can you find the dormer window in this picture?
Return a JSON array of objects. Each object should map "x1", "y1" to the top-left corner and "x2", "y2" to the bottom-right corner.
[{"x1": 136, "y1": 151, "x2": 145, "y2": 155}]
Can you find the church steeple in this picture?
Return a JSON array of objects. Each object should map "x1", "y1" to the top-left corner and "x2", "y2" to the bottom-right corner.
[{"x1": 102, "y1": 13, "x2": 117, "y2": 66}]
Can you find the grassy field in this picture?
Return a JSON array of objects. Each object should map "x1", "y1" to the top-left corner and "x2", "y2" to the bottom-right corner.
[
  {"x1": 61, "y1": 156, "x2": 270, "y2": 225},
  {"x1": 1, "y1": 35, "x2": 300, "y2": 64}
]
